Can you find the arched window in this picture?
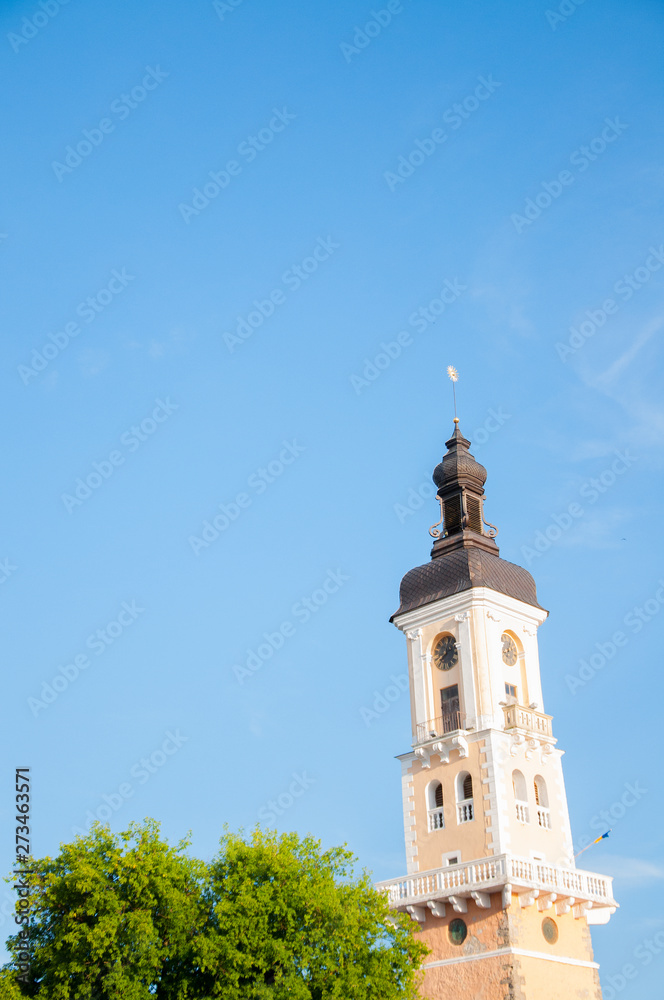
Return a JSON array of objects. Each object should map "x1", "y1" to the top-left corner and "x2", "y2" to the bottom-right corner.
[
  {"x1": 427, "y1": 781, "x2": 444, "y2": 831},
  {"x1": 456, "y1": 772, "x2": 474, "y2": 824},
  {"x1": 427, "y1": 781, "x2": 443, "y2": 809},
  {"x1": 534, "y1": 775, "x2": 550, "y2": 829},
  {"x1": 512, "y1": 769, "x2": 529, "y2": 823}
]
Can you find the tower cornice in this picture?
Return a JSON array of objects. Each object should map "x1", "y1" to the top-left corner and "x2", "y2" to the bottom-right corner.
[{"x1": 392, "y1": 586, "x2": 548, "y2": 633}]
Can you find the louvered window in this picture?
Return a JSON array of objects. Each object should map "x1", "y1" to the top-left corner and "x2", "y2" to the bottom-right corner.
[
  {"x1": 444, "y1": 495, "x2": 462, "y2": 535},
  {"x1": 457, "y1": 772, "x2": 474, "y2": 823},
  {"x1": 534, "y1": 776, "x2": 551, "y2": 829},
  {"x1": 534, "y1": 777, "x2": 548, "y2": 807},
  {"x1": 466, "y1": 495, "x2": 482, "y2": 533},
  {"x1": 428, "y1": 781, "x2": 445, "y2": 830}
]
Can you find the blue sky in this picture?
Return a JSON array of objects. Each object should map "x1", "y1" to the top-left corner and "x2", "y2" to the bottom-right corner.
[{"x1": 1, "y1": 0, "x2": 663, "y2": 991}]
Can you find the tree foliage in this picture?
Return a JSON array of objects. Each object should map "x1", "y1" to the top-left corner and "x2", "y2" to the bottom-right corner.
[
  {"x1": 4, "y1": 820, "x2": 207, "y2": 999},
  {"x1": 2, "y1": 821, "x2": 426, "y2": 1000}
]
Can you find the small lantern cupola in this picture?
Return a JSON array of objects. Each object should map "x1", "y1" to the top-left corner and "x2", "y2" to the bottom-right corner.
[{"x1": 429, "y1": 419, "x2": 497, "y2": 558}]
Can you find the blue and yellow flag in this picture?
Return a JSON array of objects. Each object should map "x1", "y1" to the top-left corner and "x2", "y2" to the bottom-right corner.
[{"x1": 575, "y1": 830, "x2": 611, "y2": 859}]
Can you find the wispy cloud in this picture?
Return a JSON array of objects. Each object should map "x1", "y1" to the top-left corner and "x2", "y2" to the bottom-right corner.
[
  {"x1": 594, "y1": 313, "x2": 664, "y2": 388},
  {"x1": 568, "y1": 312, "x2": 664, "y2": 462},
  {"x1": 569, "y1": 438, "x2": 625, "y2": 461},
  {"x1": 559, "y1": 507, "x2": 631, "y2": 551},
  {"x1": 77, "y1": 349, "x2": 110, "y2": 378},
  {"x1": 249, "y1": 711, "x2": 265, "y2": 738},
  {"x1": 588, "y1": 854, "x2": 664, "y2": 886},
  {"x1": 126, "y1": 327, "x2": 195, "y2": 360}
]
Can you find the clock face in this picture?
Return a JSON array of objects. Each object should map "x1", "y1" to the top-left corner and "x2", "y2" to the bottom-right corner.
[
  {"x1": 434, "y1": 635, "x2": 458, "y2": 671},
  {"x1": 501, "y1": 633, "x2": 518, "y2": 666}
]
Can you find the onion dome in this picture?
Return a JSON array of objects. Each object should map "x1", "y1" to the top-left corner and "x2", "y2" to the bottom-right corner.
[
  {"x1": 429, "y1": 420, "x2": 491, "y2": 541},
  {"x1": 433, "y1": 422, "x2": 488, "y2": 492},
  {"x1": 390, "y1": 420, "x2": 545, "y2": 620}
]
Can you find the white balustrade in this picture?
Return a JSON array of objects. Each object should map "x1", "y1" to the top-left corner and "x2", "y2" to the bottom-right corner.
[
  {"x1": 537, "y1": 806, "x2": 551, "y2": 829},
  {"x1": 375, "y1": 854, "x2": 615, "y2": 910},
  {"x1": 428, "y1": 807, "x2": 445, "y2": 831},
  {"x1": 515, "y1": 801, "x2": 529, "y2": 823},
  {"x1": 457, "y1": 800, "x2": 474, "y2": 823},
  {"x1": 503, "y1": 703, "x2": 553, "y2": 737}
]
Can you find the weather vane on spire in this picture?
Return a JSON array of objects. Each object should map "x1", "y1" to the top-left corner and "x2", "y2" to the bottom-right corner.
[{"x1": 447, "y1": 365, "x2": 459, "y2": 423}]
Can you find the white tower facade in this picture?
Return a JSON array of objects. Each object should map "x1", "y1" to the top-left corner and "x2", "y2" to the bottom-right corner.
[{"x1": 378, "y1": 422, "x2": 617, "y2": 999}]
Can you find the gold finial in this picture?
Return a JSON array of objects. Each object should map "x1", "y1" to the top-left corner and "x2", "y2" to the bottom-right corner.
[{"x1": 447, "y1": 366, "x2": 459, "y2": 422}]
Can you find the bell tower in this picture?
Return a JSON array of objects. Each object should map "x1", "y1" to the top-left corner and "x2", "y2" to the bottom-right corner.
[{"x1": 378, "y1": 419, "x2": 617, "y2": 999}]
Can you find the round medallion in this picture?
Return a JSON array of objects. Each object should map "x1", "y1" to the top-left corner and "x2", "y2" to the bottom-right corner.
[
  {"x1": 433, "y1": 635, "x2": 458, "y2": 671},
  {"x1": 449, "y1": 918, "x2": 467, "y2": 945},
  {"x1": 542, "y1": 917, "x2": 558, "y2": 944},
  {"x1": 501, "y1": 633, "x2": 518, "y2": 666}
]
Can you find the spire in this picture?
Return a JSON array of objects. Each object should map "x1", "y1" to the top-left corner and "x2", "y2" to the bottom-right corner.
[
  {"x1": 429, "y1": 422, "x2": 497, "y2": 558},
  {"x1": 391, "y1": 417, "x2": 542, "y2": 620}
]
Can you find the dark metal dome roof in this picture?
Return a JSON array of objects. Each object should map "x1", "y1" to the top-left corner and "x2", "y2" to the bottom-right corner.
[
  {"x1": 391, "y1": 419, "x2": 545, "y2": 621},
  {"x1": 391, "y1": 546, "x2": 543, "y2": 620},
  {"x1": 432, "y1": 425, "x2": 487, "y2": 492}
]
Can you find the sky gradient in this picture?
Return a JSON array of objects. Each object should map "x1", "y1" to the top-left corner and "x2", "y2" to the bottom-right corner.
[{"x1": 1, "y1": 0, "x2": 663, "y2": 993}]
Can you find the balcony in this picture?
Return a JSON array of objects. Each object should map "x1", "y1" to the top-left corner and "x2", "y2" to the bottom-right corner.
[
  {"x1": 515, "y1": 801, "x2": 529, "y2": 824},
  {"x1": 375, "y1": 854, "x2": 618, "y2": 922},
  {"x1": 457, "y1": 800, "x2": 474, "y2": 824},
  {"x1": 428, "y1": 807, "x2": 445, "y2": 831},
  {"x1": 416, "y1": 712, "x2": 466, "y2": 745},
  {"x1": 503, "y1": 703, "x2": 553, "y2": 737},
  {"x1": 537, "y1": 806, "x2": 551, "y2": 829}
]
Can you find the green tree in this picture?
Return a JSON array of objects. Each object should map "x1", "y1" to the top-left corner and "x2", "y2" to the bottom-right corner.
[
  {"x1": 199, "y1": 827, "x2": 427, "y2": 999},
  {"x1": 0, "y1": 968, "x2": 24, "y2": 999},
  {"x1": 3, "y1": 822, "x2": 426, "y2": 999},
  {"x1": 4, "y1": 820, "x2": 207, "y2": 999}
]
